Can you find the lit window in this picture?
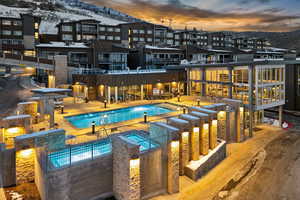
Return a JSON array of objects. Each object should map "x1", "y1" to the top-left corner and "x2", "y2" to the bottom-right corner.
[
  {"x1": 115, "y1": 36, "x2": 120, "y2": 40},
  {"x1": 35, "y1": 32, "x2": 39, "y2": 39},
  {"x1": 13, "y1": 20, "x2": 22, "y2": 26},
  {"x1": 62, "y1": 34, "x2": 72, "y2": 40},
  {"x1": 34, "y1": 23, "x2": 39, "y2": 29},
  {"x1": 2, "y1": 20, "x2": 11, "y2": 25},
  {"x1": 2, "y1": 30, "x2": 11, "y2": 35},
  {"x1": 99, "y1": 26, "x2": 106, "y2": 31},
  {"x1": 107, "y1": 27, "x2": 113, "y2": 32},
  {"x1": 107, "y1": 36, "x2": 113, "y2": 40},
  {"x1": 115, "y1": 28, "x2": 120, "y2": 32},
  {"x1": 62, "y1": 25, "x2": 72, "y2": 32},
  {"x1": 147, "y1": 30, "x2": 153, "y2": 34}
]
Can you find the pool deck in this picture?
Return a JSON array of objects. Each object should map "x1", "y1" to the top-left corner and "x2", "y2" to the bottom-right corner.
[{"x1": 52, "y1": 97, "x2": 212, "y2": 143}]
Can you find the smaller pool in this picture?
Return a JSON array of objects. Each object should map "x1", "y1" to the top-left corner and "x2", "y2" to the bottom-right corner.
[
  {"x1": 48, "y1": 132, "x2": 159, "y2": 169},
  {"x1": 123, "y1": 133, "x2": 159, "y2": 152}
]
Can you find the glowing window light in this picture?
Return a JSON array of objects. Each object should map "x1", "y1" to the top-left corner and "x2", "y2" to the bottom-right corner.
[
  {"x1": 193, "y1": 127, "x2": 200, "y2": 133},
  {"x1": 171, "y1": 140, "x2": 179, "y2": 148},
  {"x1": 212, "y1": 120, "x2": 218, "y2": 126},
  {"x1": 130, "y1": 158, "x2": 140, "y2": 168},
  {"x1": 6, "y1": 127, "x2": 22, "y2": 135},
  {"x1": 182, "y1": 132, "x2": 189, "y2": 138},
  {"x1": 203, "y1": 123, "x2": 209, "y2": 130}
]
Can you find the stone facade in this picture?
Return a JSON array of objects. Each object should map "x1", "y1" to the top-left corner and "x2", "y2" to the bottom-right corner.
[
  {"x1": 200, "y1": 124, "x2": 209, "y2": 155},
  {"x1": 112, "y1": 136, "x2": 140, "y2": 200},
  {"x1": 17, "y1": 102, "x2": 38, "y2": 118},
  {"x1": 16, "y1": 149, "x2": 35, "y2": 184}
]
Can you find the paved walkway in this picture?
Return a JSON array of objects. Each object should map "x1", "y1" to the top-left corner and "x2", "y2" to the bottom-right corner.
[{"x1": 151, "y1": 125, "x2": 285, "y2": 200}]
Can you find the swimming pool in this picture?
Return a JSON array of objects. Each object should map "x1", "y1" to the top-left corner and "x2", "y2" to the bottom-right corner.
[
  {"x1": 48, "y1": 132, "x2": 159, "y2": 169},
  {"x1": 65, "y1": 103, "x2": 173, "y2": 129}
]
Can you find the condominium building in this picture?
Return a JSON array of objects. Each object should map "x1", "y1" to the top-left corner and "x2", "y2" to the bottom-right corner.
[{"x1": 0, "y1": 14, "x2": 40, "y2": 56}]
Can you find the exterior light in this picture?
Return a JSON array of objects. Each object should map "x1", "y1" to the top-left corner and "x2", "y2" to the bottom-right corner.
[
  {"x1": 203, "y1": 123, "x2": 209, "y2": 130},
  {"x1": 130, "y1": 157, "x2": 140, "y2": 168},
  {"x1": 19, "y1": 149, "x2": 33, "y2": 158},
  {"x1": 171, "y1": 140, "x2": 179, "y2": 148},
  {"x1": 193, "y1": 127, "x2": 200, "y2": 133},
  {"x1": 212, "y1": 120, "x2": 218, "y2": 126},
  {"x1": 6, "y1": 127, "x2": 22, "y2": 135},
  {"x1": 91, "y1": 121, "x2": 96, "y2": 134},
  {"x1": 218, "y1": 111, "x2": 226, "y2": 118},
  {"x1": 144, "y1": 112, "x2": 148, "y2": 123},
  {"x1": 182, "y1": 132, "x2": 189, "y2": 138},
  {"x1": 240, "y1": 107, "x2": 244, "y2": 113}
]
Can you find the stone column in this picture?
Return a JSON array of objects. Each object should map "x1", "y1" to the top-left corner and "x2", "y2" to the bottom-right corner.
[
  {"x1": 239, "y1": 107, "x2": 245, "y2": 141},
  {"x1": 200, "y1": 123, "x2": 209, "y2": 155},
  {"x1": 186, "y1": 69, "x2": 191, "y2": 96},
  {"x1": 279, "y1": 106, "x2": 283, "y2": 128},
  {"x1": 228, "y1": 67, "x2": 233, "y2": 98},
  {"x1": 217, "y1": 111, "x2": 227, "y2": 141},
  {"x1": 115, "y1": 87, "x2": 118, "y2": 104},
  {"x1": 210, "y1": 120, "x2": 218, "y2": 149},
  {"x1": 180, "y1": 131, "x2": 189, "y2": 175},
  {"x1": 141, "y1": 85, "x2": 144, "y2": 100},
  {"x1": 191, "y1": 127, "x2": 200, "y2": 160},
  {"x1": 48, "y1": 75, "x2": 55, "y2": 88},
  {"x1": 201, "y1": 68, "x2": 206, "y2": 97},
  {"x1": 113, "y1": 136, "x2": 140, "y2": 200},
  {"x1": 167, "y1": 140, "x2": 179, "y2": 194},
  {"x1": 54, "y1": 55, "x2": 68, "y2": 86},
  {"x1": 0, "y1": 145, "x2": 16, "y2": 187}
]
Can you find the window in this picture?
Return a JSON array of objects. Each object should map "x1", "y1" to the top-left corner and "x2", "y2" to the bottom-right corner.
[
  {"x1": 133, "y1": 29, "x2": 138, "y2": 34},
  {"x1": 77, "y1": 34, "x2": 81, "y2": 41},
  {"x1": 35, "y1": 23, "x2": 39, "y2": 29},
  {"x1": 13, "y1": 31, "x2": 22, "y2": 36},
  {"x1": 133, "y1": 37, "x2": 138, "y2": 41},
  {"x1": 140, "y1": 30, "x2": 145, "y2": 34},
  {"x1": 147, "y1": 30, "x2": 153, "y2": 34},
  {"x1": 167, "y1": 32, "x2": 173, "y2": 38},
  {"x1": 167, "y1": 40, "x2": 173, "y2": 45},
  {"x1": 62, "y1": 25, "x2": 72, "y2": 32},
  {"x1": 115, "y1": 36, "x2": 120, "y2": 40},
  {"x1": 139, "y1": 37, "x2": 145, "y2": 42},
  {"x1": 13, "y1": 20, "x2": 22, "y2": 26},
  {"x1": 107, "y1": 27, "x2": 113, "y2": 32},
  {"x1": 2, "y1": 20, "x2": 11, "y2": 25},
  {"x1": 62, "y1": 34, "x2": 73, "y2": 40},
  {"x1": 99, "y1": 26, "x2": 106, "y2": 31},
  {"x1": 99, "y1": 35, "x2": 106, "y2": 40},
  {"x1": 82, "y1": 25, "x2": 96, "y2": 33},
  {"x1": 115, "y1": 28, "x2": 120, "y2": 32},
  {"x1": 24, "y1": 50, "x2": 36, "y2": 57},
  {"x1": 175, "y1": 41, "x2": 180, "y2": 45},
  {"x1": 107, "y1": 36, "x2": 113, "y2": 40},
  {"x1": 147, "y1": 38, "x2": 152, "y2": 42},
  {"x1": 175, "y1": 35, "x2": 179, "y2": 39},
  {"x1": 82, "y1": 35, "x2": 96, "y2": 40},
  {"x1": 2, "y1": 30, "x2": 11, "y2": 35},
  {"x1": 35, "y1": 32, "x2": 39, "y2": 39}
]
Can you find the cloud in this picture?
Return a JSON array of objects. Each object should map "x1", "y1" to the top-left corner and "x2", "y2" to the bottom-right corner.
[
  {"x1": 82, "y1": 0, "x2": 300, "y2": 32},
  {"x1": 240, "y1": 0, "x2": 272, "y2": 4}
]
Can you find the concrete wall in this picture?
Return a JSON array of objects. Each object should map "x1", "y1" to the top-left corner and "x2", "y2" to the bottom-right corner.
[
  {"x1": 54, "y1": 55, "x2": 69, "y2": 86},
  {"x1": 140, "y1": 149, "x2": 164, "y2": 199},
  {"x1": 0, "y1": 147, "x2": 16, "y2": 187},
  {"x1": 38, "y1": 154, "x2": 113, "y2": 200}
]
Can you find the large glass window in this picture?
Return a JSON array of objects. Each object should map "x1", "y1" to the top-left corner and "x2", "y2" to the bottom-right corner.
[
  {"x1": 62, "y1": 34, "x2": 73, "y2": 41},
  {"x1": 62, "y1": 25, "x2": 72, "y2": 32}
]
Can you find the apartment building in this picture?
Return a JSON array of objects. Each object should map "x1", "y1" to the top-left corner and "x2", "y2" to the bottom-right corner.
[
  {"x1": 129, "y1": 45, "x2": 183, "y2": 69},
  {"x1": 173, "y1": 29, "x2": 208, "y2": 47},
  {"x1": 0, "y1": 14, "x2": 40, "y2": 56},
  {"x1": 233, "y1": 37, "x2": 267, "y2": 50},
  {"x1": 120, "y1": 22, "x2": 174, "y2": 48}
]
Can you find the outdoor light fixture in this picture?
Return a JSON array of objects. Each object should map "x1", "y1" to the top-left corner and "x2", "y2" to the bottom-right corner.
[
  {"x1": 182, "y1": 132, "x2": 189, "y2": 138},
  {"x1": 130, "y1": 155, "x2": 140, "y2": 168},
  {"x1": 171, "y1": 140, "x2": 179, "y2": 148},
  {"x1": 203, "y1": 123, "x2": 209, "y2": 130},
  {"x1": 5, "y1": 127, "x2": 22, "y2": 135},
  {"x1": 91, "y1": 121, "x2": 96, "y2": 134},
  {"x1": 144, "y1": 112, "x2": 148, "y2": 123},
  {"x1": 19, "y1": 149, "x2": 33, "y2": 158},
  {"x1": 193, "y1": 127, "x2": 200, "y2": 133}
]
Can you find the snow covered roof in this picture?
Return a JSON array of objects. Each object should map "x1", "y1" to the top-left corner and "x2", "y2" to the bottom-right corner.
[
  {"x1": 31, "y1": 88, "x2": 72, "y2": 94},
  {"x1": 207, "y1": 49, "x2": 232, "y2": 53},
  {"x1": 145, "y1": 45, "x2": 181, "y2": 51},
  {"x1": 36, "y1": 42, "x2": 89, "y2": 48},
  {"x1": 0, "y1": 5, "x2": 29, "y2": 18}
]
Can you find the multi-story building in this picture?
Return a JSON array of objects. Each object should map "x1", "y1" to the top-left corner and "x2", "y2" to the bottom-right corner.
[
  {"x1": 233, "y1": 37, "x2": 267, "y2": 50},
  {"x1": 57, "y1": 19, "x2": 124, "y2": 44},
  {"x1": 129, "y1": 45, "x2": 183, "y2": 69},
  {"x1": 173, "y1": 29, "x2": 208, "y2": 47},
  {"x1": 0, "y1": 14, "x2": 40, "y2": 56},
  {"x1": 36, "y1": 40, "x2": 129, "y2": 70},
  {"x1": 120, "y1": 22, "x2": 174, "y2": 48}
]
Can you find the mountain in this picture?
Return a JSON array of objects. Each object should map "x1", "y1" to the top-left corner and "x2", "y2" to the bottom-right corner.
[{"x1": 0, "y1": 0, "x2": 139, "y2": 35}]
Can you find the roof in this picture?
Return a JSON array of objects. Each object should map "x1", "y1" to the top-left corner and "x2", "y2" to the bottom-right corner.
[
  {"x1": 36, "y1": 42, "x2": 89, "y2": 49},
  {"x1": 3, "y1": 114, "x2": 31, "y2": 121},
  {"x1": 144, "y1": 45, "x2": 181, "y2": 51}
]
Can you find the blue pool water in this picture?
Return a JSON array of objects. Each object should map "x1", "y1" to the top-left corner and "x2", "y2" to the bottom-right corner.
[
  {"x1": 48, "y1": 133, "x2": 159, "y2": 169},
  {"x1": 65, "y1": 104, "x2": 173, "y2": 129}
]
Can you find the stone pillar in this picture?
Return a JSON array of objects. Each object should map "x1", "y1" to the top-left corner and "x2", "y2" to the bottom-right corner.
[
  {"x1": 167, "y1": 140, "x2": 179, "y2": 194},
  {"x1": 167, "y1": 118, "x2": 190, "y2": 176},
  {"x1": 200, "y1": 123, "x2": 209, "y2": 155},
  {"x1": 180, "y1": 131, "x2": 189, "y2": 175},
  {"x1": 115, "y1": 87, "x2": 118, "y2": 104},
  {"x1": 141, "y1": 85, "x2": 144, "y2": 100},
  {"x1": 186, "y1": 69, "x2": 191, "y2": 96},
  {"x1": 210, "y1": 120, "x2": 218, "y2": 149},
  {"x1": 279, "y1": 106, "x2": 283, "y2": 128},
  {"x1": 191, "y1": 127, "x2": 200, "y2": 160},
  {"x1": 217, "y1": 111, "x2": 227, "y2": 141},
  {"x1": 201, "y1": 68, "x2": 206, "y2": 97},
  {"x1": 113, "y1": 136, "x2": 140, "y2": 200},
  {"x1": 107, "y1": 86, "x2": 111, "y2": 104},
  {"x1": 44, "y1": 99, "x2": 55, "y2": 128},
  {"x1": 17, "y1": 102, "x2": 38, "y2": 118}
]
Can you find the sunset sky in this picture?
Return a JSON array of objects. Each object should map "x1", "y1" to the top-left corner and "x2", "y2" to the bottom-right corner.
[{"x1": 83, "y1": 0, "x2": 300, "y2": 32}]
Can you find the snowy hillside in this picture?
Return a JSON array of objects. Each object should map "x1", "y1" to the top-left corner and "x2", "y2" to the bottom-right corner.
[{"x1": 0, "y1": 0, "x2": 137, "y2": 35}]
